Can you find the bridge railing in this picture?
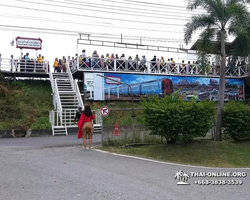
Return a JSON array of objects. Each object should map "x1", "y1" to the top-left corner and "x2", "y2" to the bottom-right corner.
[
  {"x1": 74, "y1": 57, "x2": 249, "y2": 77},
  {"x1": 0, "y1": 58, "x2": 49, "y2": 74}
]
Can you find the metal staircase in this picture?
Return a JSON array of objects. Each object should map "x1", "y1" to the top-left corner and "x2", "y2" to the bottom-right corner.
[
  {"x1": 49, "y1": 67, "x2": 102, "y2": 136},
  {"x1": 49, "y1": 67, "x2": 84, "y2": 136}
]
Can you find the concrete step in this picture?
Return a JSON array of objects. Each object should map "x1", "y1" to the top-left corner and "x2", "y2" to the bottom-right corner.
[
  {"x1": 60, "y1": 100, "x2": 77, "y2": 103},
  {"x1": 53, "y1": 73, "x2": 69, "y2": 76},
  {"x1": 60, "y1": 96, "x2": 76, "y2": 99},
  {"x1": 58, "y1": 91, "x2": 76, "y2": 94},
  {"x1": 52, "y1": 126, "x2": 68, "y2": 136},
  {"x1": 57, "y1": 85, "x2": 72, "y2": 87}
]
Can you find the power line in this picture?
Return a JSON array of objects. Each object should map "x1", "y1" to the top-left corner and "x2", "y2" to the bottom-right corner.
[
  {"x1": 0, "y1": 3, "x2": 187, "y2": 27},
  {"x1": 0, "y1": 27, "x2": 78, "y2": 36},
  {"x1": 10, "y1": 0, "x2": 189, "y2": 21},
  {"x1": 113, "y1": 0, "x2": 189, "y2": 9},
  {"x1": 0, "y1": 24, "x2": 196, "y2": 43},
  {"x1": 0, "y1": 13, "x2": 192, "y2": 34},
  {"x1": 60, "y1": 0, "x2": 199, "y2": 16},
  {"x1": 104, "y1": 0, "x2": 206, "y2": 12},
  {"x1": 99, "y1": 0, "x2": 189, "y2": 11}
]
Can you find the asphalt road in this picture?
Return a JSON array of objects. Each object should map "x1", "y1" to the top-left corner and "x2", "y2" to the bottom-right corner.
[{"x1": 0, "y1": 135, "x2": 249, "y2": 200}]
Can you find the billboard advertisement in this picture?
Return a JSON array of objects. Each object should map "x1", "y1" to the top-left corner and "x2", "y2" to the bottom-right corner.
[{"x1": 84, "y1": 73, "x2": 244, "y2": 101}]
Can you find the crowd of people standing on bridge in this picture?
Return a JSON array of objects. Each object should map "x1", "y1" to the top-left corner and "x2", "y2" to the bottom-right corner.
[
  {"x1": 1, "y1": 48, "x2": 244, "y2": 76},
  {"x1": 52, "y1": 49, "x2": 186, "y2": 73},
  {"x1": 5, "y1": 53, "x2": 48, "y2": 73},
  {"x1": 52, "y1": 49, "x2": 233, "y2": 75}
]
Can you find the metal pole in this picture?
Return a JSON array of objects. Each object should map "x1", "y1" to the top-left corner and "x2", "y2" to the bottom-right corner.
[
  {"x1": 129, "y1": 85, "x2": 135, "y2": 143},
  {"x1": 101, "y1": 115, "x2": 104, "y2": 145}
]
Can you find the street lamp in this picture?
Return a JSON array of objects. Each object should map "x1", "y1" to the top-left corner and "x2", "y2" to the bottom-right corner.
[{"x1": 96, "y1": 74, "x2": 136, "y2": 143}]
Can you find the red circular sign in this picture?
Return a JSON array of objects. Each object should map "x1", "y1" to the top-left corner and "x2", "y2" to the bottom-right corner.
[{"x1": 100, "y1": 106, "x2": 110, "y2": 116}]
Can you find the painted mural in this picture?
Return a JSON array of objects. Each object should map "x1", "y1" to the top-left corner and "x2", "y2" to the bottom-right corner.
[{"x1": 103, "y1": 73, "x2": 244, "y2": 101}]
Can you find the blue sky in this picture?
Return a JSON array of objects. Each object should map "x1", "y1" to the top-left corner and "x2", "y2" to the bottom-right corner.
[{"x1": 104, "y1": 73, "x2": 243, "y2": 88}]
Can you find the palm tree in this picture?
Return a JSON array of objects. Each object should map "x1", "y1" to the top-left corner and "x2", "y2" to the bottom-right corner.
[
  {"x1": 174, "y1": 170, "x2": 184, "y2": 181},
  {"x1": 184, "y1": 0, "x2": 250, "y2": 141},
  {"x1": 183, "y1": 173, "x2": 190, "y2": 182}
]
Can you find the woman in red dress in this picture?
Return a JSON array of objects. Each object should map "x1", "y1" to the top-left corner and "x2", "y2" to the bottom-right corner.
[{"x1": 77, "y1": 105, "x2": 95, "y2": 149}]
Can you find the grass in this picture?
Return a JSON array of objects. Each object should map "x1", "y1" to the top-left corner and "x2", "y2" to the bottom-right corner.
[
  {"x1": 0, "y1": 78, "x2": 53, "y2": 130},
  {"x1": 0, "y1": 72, "x2": 143, "y2": 130},
  {"x1": 99, "y1": 139, "x2": 250, "y2": 168}
]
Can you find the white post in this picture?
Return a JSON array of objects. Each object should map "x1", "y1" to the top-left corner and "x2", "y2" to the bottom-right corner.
[
  {"x1": 114, "y1": 59, "x2": 117, "y2": 71},
  {"x1": 77, "y1": 56, "x2": 79, "y2": 70},
  {"x1": 147, "y1": 61, "x2": 150, "y2": 73},
  {"x1": 108, "y1": 85, "x2": 110, "y2": 99},
  {"x1": 195, "y1": 64, "x2": 198, "y2": 74},
  {"x1": 117, "y1": 86, "x2": 119, "y2": 99}
]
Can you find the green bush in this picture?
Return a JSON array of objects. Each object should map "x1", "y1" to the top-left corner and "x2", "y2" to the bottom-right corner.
[
  {"x1": 142, "y1": 93, "x2": 215, "y2": 144},
  {"x1": 222, "y1": 101, "x2": 250, "y2": 140}
]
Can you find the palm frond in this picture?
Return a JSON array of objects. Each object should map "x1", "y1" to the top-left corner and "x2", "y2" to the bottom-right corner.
[
  {"x1": 225, "y1": 2, "x2": 249, "y2": 23},
  {"x1": 184, "y1": 14, "x2": 216, "y2": 45},
  {"x1": 198, "y1": 28, "x2": 217, "y2": 52},
  {"x1": 187, "y1": 0, "x2": 223, "y2": 12}
]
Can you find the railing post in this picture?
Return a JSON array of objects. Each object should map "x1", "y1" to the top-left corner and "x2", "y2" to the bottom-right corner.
[
  {"x1": 195, "y1": 64, "x2": 198, "y2": 74},
  {"x1": 147, "y1": 61, "x2": 150, "y2": 73},
  {"x1": 213, "y1": 65, "x2": 216, "y2": 75},
  {"x1": 114, "y1": 59, "x2": 117, "y2": 71},
  {"x1": 177, "y1": 64, "x2": 180, "y2": 74},
  {"x1": 238, "y1": 66, "x2": 241, "y2": 77},
  {"x1": 25, "y1": 60, "x2": 27, "y2": 72},
  {"x1": 77, "y1": 56, "x2": 79, "y2": 70},
  {"x1": 186, "y1": 64, "x2": 189, "y2": 75},
  {"x1": 34, "y1": 60, "x2": 37, "y2": 72}
]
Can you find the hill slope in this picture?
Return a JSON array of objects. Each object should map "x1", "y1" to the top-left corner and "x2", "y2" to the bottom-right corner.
[{"x1": 0, "y1": 73, "x2": 53, "y2": 130}]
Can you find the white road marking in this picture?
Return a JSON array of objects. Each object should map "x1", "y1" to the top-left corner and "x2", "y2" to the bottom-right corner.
[{"x1": 92, "y1": 149, "x2": 250, "y2": 170}]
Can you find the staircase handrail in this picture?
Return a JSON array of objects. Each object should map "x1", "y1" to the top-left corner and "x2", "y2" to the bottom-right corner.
[
  {"x1": 67, "y1": 67, "x2": 84, "y2": 109},
  {"x1": 75, "y1": 79, "x2": 84, "y2": 109},
  {"x1": 54, "y1": 80, "x2": 63, "y2": 125},
  {"x1": 49, "y1": 69, "x2": 55, "y2": 93},
  {"x1": 49, "y1": 68, "x2": 57, "y2": 108},
  {"x1": 67, "y1": 65, "x2": 74, "y2": 84}
]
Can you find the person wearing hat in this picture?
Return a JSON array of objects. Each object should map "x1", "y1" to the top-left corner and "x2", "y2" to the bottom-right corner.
[{"x1": 74, "y1": 106, "x2": 83, "y2": 124}]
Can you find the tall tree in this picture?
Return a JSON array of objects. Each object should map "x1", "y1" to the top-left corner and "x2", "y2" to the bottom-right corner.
[{"x1": 184, "y1": 0, "x2": 250, "y2": 141}]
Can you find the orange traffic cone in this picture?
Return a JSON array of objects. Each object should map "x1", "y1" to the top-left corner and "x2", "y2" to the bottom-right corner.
[{"x1": 113, "y1": 121, "x2": 119, "y2": 136}]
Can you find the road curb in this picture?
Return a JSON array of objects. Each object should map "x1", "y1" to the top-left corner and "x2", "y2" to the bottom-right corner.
[{"x1": 92, "y1": 149, "x2": 250, "y2": 170}]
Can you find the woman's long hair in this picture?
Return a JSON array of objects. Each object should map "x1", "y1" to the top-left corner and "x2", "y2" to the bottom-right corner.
[{"x1": 83, "y1": 105, "x2": 92, "y2": 117}]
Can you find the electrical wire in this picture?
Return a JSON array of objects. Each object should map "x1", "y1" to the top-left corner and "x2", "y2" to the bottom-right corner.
[
  {"x1": 102, "y1": 0, "x2": 206, "y2": 12},
  {"x1": 0, "y1": 27, "x2": 78, "y2": 36},
  {"x1": 11, "y1": 0, "x2": 194, "y2": 20},
  {"x1": 0, "y1": 13, "x2": 192, "y2": 35},
  {"x1": 59, "y1": 0, "x2": 200, "y2": 16},
  {"x1": 0, "y1": 24, "x2": 196, "y2": 43},
  {"x1": 0, "y1": 3, "x2": 188, "y2": 27}
]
